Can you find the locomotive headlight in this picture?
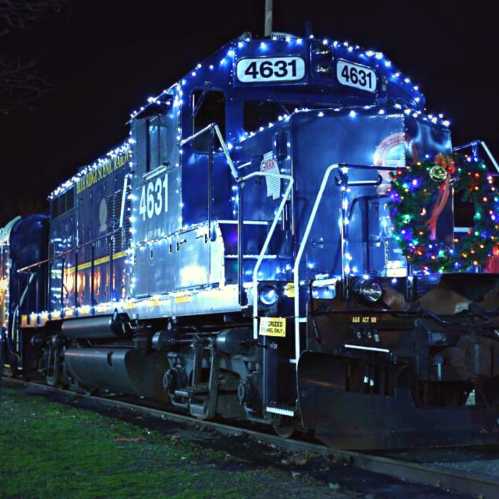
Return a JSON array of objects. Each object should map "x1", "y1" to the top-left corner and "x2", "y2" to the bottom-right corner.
[
  {"x1": 259, "y1": 285, "x2": 279, "y2": 306},
  {"x1": 355, "y1": 279, "x2": 383, "y2": 303}
]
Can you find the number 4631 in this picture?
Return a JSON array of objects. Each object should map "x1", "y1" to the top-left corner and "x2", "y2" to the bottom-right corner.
[{"x1": 139, "y1": 174, "x2": 168, "y2": 220}]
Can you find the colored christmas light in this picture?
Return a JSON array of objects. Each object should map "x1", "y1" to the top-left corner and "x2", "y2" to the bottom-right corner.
[{"x1": 389, "y1": 154, "x2": 499, "y2": 272}]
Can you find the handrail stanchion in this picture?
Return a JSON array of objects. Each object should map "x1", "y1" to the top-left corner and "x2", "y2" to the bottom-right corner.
[
  {"x1": 293, "y1": 164, "x2": 340, "y2": 367},
  {"x1": 480, "y1": 141, "x2": 499, "y2": 173},
  {"x1": 181, "y1": 123, "x2": 238, "y2": 179},
  {"x1": 181, "y1": 124, "x2": 295, "y2": 341},
  {"x1": 293, "y1": 163, "x2": 403, "y2": 368},
  {"x1": 238, "y1": 172, "x2": 294, "y2": 340},
  {"x1": 453, "y1": 140, "x2": 499, "y2": 173}
]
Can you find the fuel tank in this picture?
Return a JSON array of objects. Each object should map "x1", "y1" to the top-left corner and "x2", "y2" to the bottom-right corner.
[
  {"x1": 64, "y1": 347, "x2": 168, "y2": 401},
  {"x1": 60, "y1": 314, "x2": 131, "y2": 340}
]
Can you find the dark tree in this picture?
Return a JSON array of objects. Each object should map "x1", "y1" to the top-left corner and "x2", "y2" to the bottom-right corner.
[
  {"x1": 0, "y1": 0, "x2": 66, "y2": 36},
  {"x1": 0, "y1": 0, "x2": 67, "y2": 114}
]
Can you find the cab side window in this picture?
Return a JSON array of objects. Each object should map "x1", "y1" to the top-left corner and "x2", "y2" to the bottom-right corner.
[
  {"x1": 131, "y1": 99, "x2": 172, "y2": 176},
  {"x1": 147, "y1": 115, "x2": 168, "y2": 172},
  {"x1": 192, "y1": 90, "x2": 225, "y2": 151}
]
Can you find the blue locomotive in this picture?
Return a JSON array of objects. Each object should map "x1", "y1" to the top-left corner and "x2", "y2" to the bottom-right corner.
[{"x1": 1, "y1": 31, "x2": 498, "y2": 449}]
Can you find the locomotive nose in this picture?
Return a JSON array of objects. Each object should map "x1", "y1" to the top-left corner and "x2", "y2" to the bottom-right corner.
[{"x1": 298, "y1": 274, "x2": 499, "y2": 450}]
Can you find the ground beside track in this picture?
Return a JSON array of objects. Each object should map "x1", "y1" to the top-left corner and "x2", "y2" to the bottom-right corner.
[
  {"x1": 0, "y1": 383, "x2": 467, "y2": 499},
  {"x1": 0, "y1": 385, "x2": 346, "y2": 499}
]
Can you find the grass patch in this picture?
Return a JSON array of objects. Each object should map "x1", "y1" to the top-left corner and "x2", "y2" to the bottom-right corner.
[
  {"x1": 0, "y1": 386, "x2": 337, "y2": 499},
  {"x1": 0, "y1": 386, "x2": 266, "y2": 498}
]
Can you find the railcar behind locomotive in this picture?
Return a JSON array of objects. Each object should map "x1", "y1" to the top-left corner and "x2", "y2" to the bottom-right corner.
[{"x1": 1, "y1": 31, "x2": 499, "y2": 449}]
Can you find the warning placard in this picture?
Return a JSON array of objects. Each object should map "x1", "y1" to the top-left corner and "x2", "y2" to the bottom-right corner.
[
  {"x1": 259, "y1": 317, "x2": 287, "y2": 337},
  {"x1": 260, "y1": 151, "x2": 281, "y2": 200}
]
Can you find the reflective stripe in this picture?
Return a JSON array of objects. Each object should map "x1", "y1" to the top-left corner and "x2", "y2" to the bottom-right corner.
[
  {"x1": 344, "y1": 344, "x2": 390, "y2": 353},
  {"x1": 266, "y1": 407, "x2": 295, "y2": 417}
]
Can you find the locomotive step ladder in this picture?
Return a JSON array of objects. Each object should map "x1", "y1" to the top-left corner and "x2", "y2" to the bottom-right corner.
[{"x1": 182, "y1": 122, "x2": 294, "y2": 421}]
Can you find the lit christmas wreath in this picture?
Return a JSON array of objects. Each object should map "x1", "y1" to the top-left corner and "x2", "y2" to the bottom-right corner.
[{"x1": 389, "y1": 154, "x2": 499, "y2": 273}]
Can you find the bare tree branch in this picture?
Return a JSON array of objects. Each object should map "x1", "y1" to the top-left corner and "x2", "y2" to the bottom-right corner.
[
  {"x1": 0, "y1": 57, "x2": 50, "y2": 114},
  {"x1": 0, "y1": 0, "x2": 66, "y2": 37},
  {"x1": 0, "y1": 0, "x2": 67, "y2": 113}
]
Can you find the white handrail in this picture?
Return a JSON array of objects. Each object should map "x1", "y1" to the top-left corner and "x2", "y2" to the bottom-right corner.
[
  {"x1": 480, "y1": 141, "x2": 499, "y2": 173},
  {"x1": 181, "y1": 124, "x2": 296, "y2": 337},
  {"x1": 292, "y1": 164, "x2": 340, "y2": 366},
  {"x1": 453, "y1": 140, "x2": 499, "y2": 173},
  {"x1": 11, "y1": 272, "x2": 36, "y2": 354},
  {"x1": 213, "y1": 126, "x2": 238, "y2": 180},
  {"x1": 292, "y1": 163, "x2": 412, "y2": 367},
  {"x1": 180, "y1": 123, "x2": 238, "y2": 179},
  {"x1": 119, "y1": 174, "x2": 129, "y2": 229},
  {"x1": 238, "y1": 171, "x2": 294, "y2": 340}
]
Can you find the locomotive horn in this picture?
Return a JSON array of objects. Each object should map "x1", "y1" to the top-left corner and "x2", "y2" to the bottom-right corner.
[{"x1": 264, "y1": 0, "x2": 273, "y2": 37}]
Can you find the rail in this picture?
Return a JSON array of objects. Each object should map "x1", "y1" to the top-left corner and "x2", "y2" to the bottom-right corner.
[
  {"x1": 10, "y1": 272, "x2": 36, "y2": 359},
  {"x1": 237, "y1": 171, "x2": 294, "y2": 340},
  {"x1": 180, "y1": 123, "x2": 238, "y2": 179},
  {"x1": 453, "y1": 139, "x2": 499, "y2": 172},
  {"x1": 293, "y1": 164, "x2": 340, "y2": 366},
  {"x1": 181, "y1": 123, "x2": 295, "y2": 334}
]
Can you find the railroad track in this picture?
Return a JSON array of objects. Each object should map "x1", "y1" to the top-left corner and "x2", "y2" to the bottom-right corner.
[{"x1": 2, "y1": 376, "x2": 499, "y2": 498}]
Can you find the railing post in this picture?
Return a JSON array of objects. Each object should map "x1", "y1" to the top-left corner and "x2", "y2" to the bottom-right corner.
[
  {"x1": 293, "y1": 164, "x2": 339, "y2": 367},
  {"x1": 207, "y1": 127, "x2": 215, "y2": 240},
  {"x1": 292, "y1": 163, "x2": 406, "y2": 368},
  {"x1": 238, "y1": 171, "x2": 294, "y2": 340},
  {"x1": 90, "y1": 246, "x2": 95, "y2": 307},
  {"x1": 237, "y1": 181, "x2": 244, "y2": 305}
]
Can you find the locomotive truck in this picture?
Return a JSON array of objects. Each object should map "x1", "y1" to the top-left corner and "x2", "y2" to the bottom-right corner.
[{"x1": 1, "y1": 31, "x2": 498, "y2": 449}]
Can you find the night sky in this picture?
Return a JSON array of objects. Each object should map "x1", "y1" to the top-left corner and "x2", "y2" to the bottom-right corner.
[{"x1": 0, "y1": 0, "x2": 497, "y2": 225}]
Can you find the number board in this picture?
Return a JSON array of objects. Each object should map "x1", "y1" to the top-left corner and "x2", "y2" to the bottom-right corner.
[
  {"x1": 336, "y1": 60, "x2": 377, "y2": 93},
  {"x1": 236, "y1": 57, "x2": 305, "y2": 83}
]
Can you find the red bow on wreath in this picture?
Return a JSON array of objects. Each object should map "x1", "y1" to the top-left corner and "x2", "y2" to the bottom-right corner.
[
  {"x1": 425, "y1": 154, "x2": 456, "y2": 240},
  {"x1": 485, "y1": 244, "x2": 499, "y2": 273},
  {"x1": 435, "y1": 153, "x2": 457, "y2": 175}
]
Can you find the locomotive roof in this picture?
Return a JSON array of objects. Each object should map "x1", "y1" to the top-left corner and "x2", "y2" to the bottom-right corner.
[
  {"x1": 130, "y1": 32, "x2": 427, "y2": 119},
  {"x1": 50, "y1": 32, "x2": 451, "y2": 199}
]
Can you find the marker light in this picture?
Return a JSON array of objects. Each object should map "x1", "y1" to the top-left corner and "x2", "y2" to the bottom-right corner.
[{"x1": 259, "y1": 285, "x2": 279, "y2": 306}]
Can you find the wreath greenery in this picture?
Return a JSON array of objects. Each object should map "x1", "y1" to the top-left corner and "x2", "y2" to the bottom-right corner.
[{"x1": 389, "y1": 154, "x2": 498, "y2": 273}]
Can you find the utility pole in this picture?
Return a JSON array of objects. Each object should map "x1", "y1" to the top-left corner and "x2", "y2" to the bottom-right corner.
[{"x1": 264, "y1": 0, "x2": 273, "y2": 37}]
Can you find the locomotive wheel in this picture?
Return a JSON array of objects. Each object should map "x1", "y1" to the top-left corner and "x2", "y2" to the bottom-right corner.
[{"x1": 272, "y1": 415, "x2": 296, "y2": 438}]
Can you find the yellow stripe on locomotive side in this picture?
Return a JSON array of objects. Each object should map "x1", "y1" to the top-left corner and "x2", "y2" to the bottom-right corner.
[{"x1": 64, "y1": 250, "x2": 128, "y2": 273}]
